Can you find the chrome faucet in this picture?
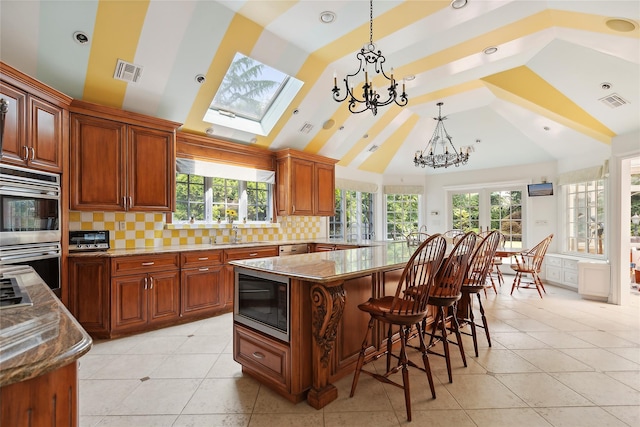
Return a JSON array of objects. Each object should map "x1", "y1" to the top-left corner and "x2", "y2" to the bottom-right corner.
[{"x1": 232, "y1": 226, "x2": 240, "y2": 243}]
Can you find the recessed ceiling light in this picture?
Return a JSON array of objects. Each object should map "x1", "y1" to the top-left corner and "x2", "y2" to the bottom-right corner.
[
  {"x1": 363, "y1": 134, "x2": 369, "y2": 139},
  {"x1": 483, "y1": 46, "x2": 498, "y2": 55},
  {"x1": 320, "y1": 11, "x2": 336, "y2": 24},
  {"x1": 205, "y1": 127, "x2": 215, "y2": 135},
  {"x1": 601, "y1": 82, "x2": 612, "y2": 90},
  {"x1": 404, "y1": 75, "x2": 416, "y2": 81},
  {"x1": 250, "y1": 137, "x2": 258, "y2": 144},
  {"x1": 73, "y1": 31, "x2": 89, "y2": 45},
  {"x1": 605, "y1": 18, "x2": 637, "y2": 32},
  {"x1": 292, "y1": 108, "x2": 299, "y2": 115},
  {"x1": 323, "y1": 119, "x2": 335, "y2": 130},
  {"x1": 195, "y1": 74, "x2": 206, "y2": 84},
  {"x1": 339, "y1": 126, "x2": 345, "y2": 131},
  {"x1": 543, "y1": 126, "x2": 550, "y2": 131},
  {"x1": 450, "y1": 0, "x2": 468, "y2": 10}
]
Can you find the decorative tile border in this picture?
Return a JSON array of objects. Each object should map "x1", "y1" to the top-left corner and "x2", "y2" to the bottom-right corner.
[{"x1": 68, "y1": 211, "x2": 321, "y2": 249}]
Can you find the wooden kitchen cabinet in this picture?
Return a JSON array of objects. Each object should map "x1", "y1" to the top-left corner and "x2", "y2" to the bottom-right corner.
[
  {"x1": 70, "y1": 100, "x2": 179, "y2": 212},
  {"x1": 0, "y1": 62, "x2": 70, "y2": 173},
  {"x1": 68, "y1": 257, "x2": 111, "y2": 338},
  {"x1": 111, "y1": 254, "x2": 180, "y2": 334},
  {"x1": 276, "y1": 148, "x2": 336, "y2": 216},
  {"x1": 180, "y1": 249, "x2": 225, "y2": 317}
]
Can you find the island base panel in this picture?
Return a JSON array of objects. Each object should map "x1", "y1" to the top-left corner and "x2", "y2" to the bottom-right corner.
[{"x1": 307, "y1": 384, "x2": 338, "y2": 409}]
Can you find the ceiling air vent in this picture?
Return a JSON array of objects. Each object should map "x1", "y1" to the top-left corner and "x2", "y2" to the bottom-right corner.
[
  {"x1": 113, "y1": 59, "x2": 143, "y2": 83},
  {"x1": 599, "y1": 93, "x2": 629, "y2": 108},
  {"x1": 299, "y1": 122, "x2": 314, "y2": 134}
]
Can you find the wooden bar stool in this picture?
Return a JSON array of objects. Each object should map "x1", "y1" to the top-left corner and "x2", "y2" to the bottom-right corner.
[
  {"x1": 511, "y1": 234, "x2": 554, "y2": 298},
  {"x1": 423, "y1": 231, "x2": 476, "y2": 383},
  {"x1": 350, "y1": 234, "x2": 447, "y2": 422},
  {"x1": 458, "y1": 230, "x2": 501, "y2": 357}
]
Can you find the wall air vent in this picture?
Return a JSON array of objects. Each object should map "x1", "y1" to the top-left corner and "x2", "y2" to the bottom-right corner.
[
  {"x1": 113, "y1": 59, "x2": 143, "y2": 83},
  {"x1": 299, "y1": 122, "x2": 314, "y2": 134},
  {"x1": 599, "y1": 93, "x2": 629, "y2": 108}
]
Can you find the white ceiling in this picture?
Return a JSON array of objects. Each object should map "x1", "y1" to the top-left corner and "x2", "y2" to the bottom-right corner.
[{"x1": 1, "y1": 0, "x2": 638, "y2": 176}]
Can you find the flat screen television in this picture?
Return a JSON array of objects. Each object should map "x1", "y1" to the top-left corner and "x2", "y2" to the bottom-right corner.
[{"x1": 527, "y1": 182, "x2": 553, "y2": 197}]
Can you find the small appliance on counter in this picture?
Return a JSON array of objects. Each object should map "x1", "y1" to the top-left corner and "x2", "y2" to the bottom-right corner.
[{"x1": 69, "y1": 230, "x2": 110, "y2": 252}]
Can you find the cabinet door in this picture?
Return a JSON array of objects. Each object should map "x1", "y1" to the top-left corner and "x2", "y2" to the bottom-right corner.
[
  {"x1": 315, "y1": 162, "x2": 335, "y2": 216},
  {"x1": 0, "y1": 82, "x2": 27, "y2": 165},
  {"x1": 70, "y1": 114, "x2": 126, "y2": 210},
  {"x1": 28, "y1": 96, "x2": 63, "y2": 172},
  {"x1": 112, "y1": 275, "x2": 147, "y2": 332},
  {"x1": 181, "y1": 266, "x2": 224, "y2": 316},
  {"x1": 68, "y1": 257, "x2": 110, "y2": 337},
  {"x1": 223, "y1": 264, "x2": 235, "y2": 307},
  {"x1": 290, "y1": 158, "x2": 314, "y2": 215},
  {"x1": 148, "y1": 271, "x2": 180, "y2": 323},
  {"x1": 127, "y1": 125, "x2": 174, "y2": 211}
]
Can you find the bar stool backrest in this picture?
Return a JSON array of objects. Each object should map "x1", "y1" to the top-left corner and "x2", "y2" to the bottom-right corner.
[
  {"x1": 466, "y1": 230, "x2": 501, "y2": 287},
  {"x1": 431, "y1": 231, "x2": 477, "y2": 299},
  {"x1": 390, "y1": 234, "x2": 447, "y2": 316}
]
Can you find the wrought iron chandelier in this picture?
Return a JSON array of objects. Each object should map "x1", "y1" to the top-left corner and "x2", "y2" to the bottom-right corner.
[
  {"x1": 414, "y1": 102, "x2": 470, "y2": 169},
  {"x1": 331, "y1": 0, "x2": 407, "y2": 116}
]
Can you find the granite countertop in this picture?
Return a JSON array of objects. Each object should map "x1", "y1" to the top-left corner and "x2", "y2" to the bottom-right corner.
[
  {"x1": 0, "y1": 267, "x2": 92, "y2": 387},
  {"x1": 67, "y1": 238, "x2": 388, "y2": 258},
  {"x1": 229, "y1": 241, "x2": 413, "y2": 283}
]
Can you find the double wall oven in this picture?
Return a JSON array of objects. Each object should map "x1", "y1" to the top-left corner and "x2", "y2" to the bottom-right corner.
[{"x1": 0, "y1": 164, "x2": 61, "y2": 295}]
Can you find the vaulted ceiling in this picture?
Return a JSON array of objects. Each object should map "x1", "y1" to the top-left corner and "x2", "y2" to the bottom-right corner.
[{"x1": 1, "y1": 0, "x2": 638, "y2": 176}]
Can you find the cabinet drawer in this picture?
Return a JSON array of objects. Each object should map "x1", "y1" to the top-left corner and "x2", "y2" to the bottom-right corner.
[
  {"x1": 224, "y1": 246, "x2": 278, "y2": 262},
  {"x1": 181, "y1": 250, "x2": 223, "y2": 268},
  {"x1": 546, "y1": 266, "x2": 562, "y2": 282},
  {"x1": 112, "y1": 253, "x2": 179, "y2": 276},
  {"x1": 545, "y1": 256, "x2": 562, "y2": 268},
  {"x1": 564, "y1": 270, "x2": 578, "y2": 285},
  {"x1": 234, "y1": 325, "x2": 289, "y2": 388},
  {"x1": 563, "y1": 258, "x2": 579, "y2": 271}
]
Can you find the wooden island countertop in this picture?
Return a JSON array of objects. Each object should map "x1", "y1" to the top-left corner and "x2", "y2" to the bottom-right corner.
[{"x1": 0, "y1": 266, "x2": 92, "y2": 426}]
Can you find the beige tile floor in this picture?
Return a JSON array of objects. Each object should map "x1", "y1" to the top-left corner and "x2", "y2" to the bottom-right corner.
[{"x1": 79, "y1": 280, "x2": 640, "y2": 427}]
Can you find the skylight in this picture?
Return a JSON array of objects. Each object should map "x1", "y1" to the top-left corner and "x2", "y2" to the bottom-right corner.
[{"x1": 203, "y1": 53, "x2": 303, "y2": 137}]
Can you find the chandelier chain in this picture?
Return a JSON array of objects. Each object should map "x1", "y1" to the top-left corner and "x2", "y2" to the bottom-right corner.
[{"x1": 369, "y1": 0, "x2": 373, "y2": 46}]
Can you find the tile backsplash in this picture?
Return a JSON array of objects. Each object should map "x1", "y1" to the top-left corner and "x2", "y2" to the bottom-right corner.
[{"x1": 68, "y1": 211, "x2": 322, "y2": 249}]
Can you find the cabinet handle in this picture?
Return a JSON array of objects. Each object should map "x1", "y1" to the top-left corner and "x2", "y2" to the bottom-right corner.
[
  {"x1": 198, "y1": 267, "x2": 209, "y2": 272},
  {"x1": 249, "y1": 253, "x2": 258, "y2": 257},
  {"x1": 23, "y1": 146, "x2": 29, "y2": 161},
  {"x1": 149, "y1": 276, "x2": 153, "y2": 289},
  {"x1": 292, "y1": 205, "x2": 295, "y2": 213},
  {"x1": 29, "y1": 147, "x2": 35, "y2": 161},
  {"x1": 252, "y1": 352, "x2": 265, "y2": 359},
  {"x1": 128, "y1": 196, "x2": 133, "y2": 208},
  {"x1": 141, "y1": 262, "x2": 155, "y2": 266},
  {"x1": 144, "y1": 277, "x2": 148, "y2": 289},
  {"x1": 197, "y1": 257, "x2": 209, "y2": 261},
  {"x1": 123, "y1": 197, "x2": 127, "y2": 210}
]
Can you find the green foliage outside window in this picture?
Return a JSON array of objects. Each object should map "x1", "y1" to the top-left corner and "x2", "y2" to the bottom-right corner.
[{"x1": 386, "y1": 194, "x2": 419, "y2": 239}]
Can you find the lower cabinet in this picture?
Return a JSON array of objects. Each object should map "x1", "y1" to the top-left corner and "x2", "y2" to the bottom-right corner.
[
  {"x1": 111, "y1": 255, "x2": 180, "y2": 334},
  {"x1": 544, "y1": 253, "x2": 579, "y2": 290},
  {"x1": 68, "y1": 257, "x2": 110, "y2": 337},
  {"x1": 181, "y1": 250, "x2": 225, "y2": 316},
  {"x1": 112, "y1": 270, "x2": 180, "y2": 331}
]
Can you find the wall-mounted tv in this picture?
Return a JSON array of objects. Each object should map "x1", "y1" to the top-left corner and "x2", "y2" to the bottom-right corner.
[{"x1": 527, "y1": 182, "x2": 554, "y2": 197}]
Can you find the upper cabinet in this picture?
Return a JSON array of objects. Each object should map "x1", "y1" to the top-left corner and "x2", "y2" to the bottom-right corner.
[
  {"x1": 276, "y1": 149, "x2": 336, "y2": 216},
  {"x1": 0, "y1": 62, "x2": 71, "y2": 173},
  {"x1": 70, "y1": 100, "x2": 180, "y2": 212}
]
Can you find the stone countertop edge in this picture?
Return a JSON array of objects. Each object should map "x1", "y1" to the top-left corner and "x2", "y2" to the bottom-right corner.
[
  {"x1": 229, "y1": 243, "x2": 415, "y2": 284},
  {"x1": 67, "y1": 239, "x2": 396, "y2": 257},
  {"x1": 0, "y1": 268, "x2": 93, "y2": 387}
]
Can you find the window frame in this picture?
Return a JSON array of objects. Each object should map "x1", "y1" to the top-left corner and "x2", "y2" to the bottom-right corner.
[
  {"x1": 562, "y1": 179, "x2": 606, "y2": 258},
  {"x1": 330, "y1": 189, "x2": 375, "y2": 240},
  {"x1": 385, "y1": 193, "x2": 420, "y2": 240}
]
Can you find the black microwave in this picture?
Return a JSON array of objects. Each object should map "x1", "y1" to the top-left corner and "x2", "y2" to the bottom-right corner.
[{"x1": 234, "y1": 267, "x2": 290, "y2": 342}]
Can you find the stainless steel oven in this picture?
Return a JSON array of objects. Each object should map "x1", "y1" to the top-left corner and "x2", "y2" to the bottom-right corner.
[
  {"x1": 0, "y1": 164, "x2": 61, "y2": 295},
  {"x1": 0, "y1": 164, "x2": 60, "y2": 246},
  {"x1": 234, "y1": 267, "x2": 290, "y2": 342}
]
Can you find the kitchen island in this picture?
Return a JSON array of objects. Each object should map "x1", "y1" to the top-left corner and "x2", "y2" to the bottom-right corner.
[
  {"x1": 0, "y1": 266, "x2": 92, "y2": 427},
  {"x1": 229, "y1": 242, "x2": 420, "y2": 409}
]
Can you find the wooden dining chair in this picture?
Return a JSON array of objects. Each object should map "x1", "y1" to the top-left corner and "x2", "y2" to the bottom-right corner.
[
  {"x1": 478, "y1": 230, "x2": 506, "y2": 293},
  {"x1": 458, "y1": 230, "x2": 501, "y2": 357},
  {"x1": 423, "y1": 231, "x2": 477, "y2": 383},
  {"x1": 406, "y1": 231, "x2": 430, "y2": 247},
  {"x1": 350, "y1": 234, "x2": 447, "y2": 422},
  {"x1": 510, "y1": 234, "x2": 554, "y2": 298}
]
